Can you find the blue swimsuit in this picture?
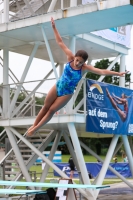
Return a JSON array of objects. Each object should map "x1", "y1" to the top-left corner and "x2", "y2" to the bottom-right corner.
[{"x1": 56, "y1": 61, "x2": 82, "y2": 97}]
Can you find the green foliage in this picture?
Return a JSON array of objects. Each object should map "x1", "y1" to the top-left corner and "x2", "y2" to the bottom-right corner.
[{"x1": 86, "y1": 59, "x2": 131, "y2": 86}]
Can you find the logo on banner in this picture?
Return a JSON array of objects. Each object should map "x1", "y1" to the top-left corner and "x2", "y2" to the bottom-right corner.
[
  {"x1": 87, "y1": 83, "x2": 104, "y2": 101},
  {"x1": 110, "y1": 26, "x2": 126, "y2": 42}
]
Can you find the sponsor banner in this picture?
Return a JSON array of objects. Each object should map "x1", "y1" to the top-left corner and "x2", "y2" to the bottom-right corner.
[
  {"x1": 82, "y1": 1, "x2": 132, "y2": 47},
  {"x1": 86, "y1": 79, "x2": 133, "y2": 135},
  {"x1": 92, "y1": 26, "x2": 131, "y2": 48},
  {"x1": 54, "y1": 163, "x2": 132, "y2": 178}
]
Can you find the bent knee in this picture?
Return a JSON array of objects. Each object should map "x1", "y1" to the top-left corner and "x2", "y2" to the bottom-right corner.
[{"x1": 48, "y1": 107, "x2": 56, "y2": 115}]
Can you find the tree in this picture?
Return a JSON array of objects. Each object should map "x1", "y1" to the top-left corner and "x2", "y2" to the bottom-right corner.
[{"x1": 86, "y1": 59, "x2": 130, "y2": 86}]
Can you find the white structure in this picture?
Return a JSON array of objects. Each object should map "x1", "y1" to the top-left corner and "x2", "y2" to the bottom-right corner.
[{"x1": 0, "y1": 1, "x2": 133, "y2": 199}]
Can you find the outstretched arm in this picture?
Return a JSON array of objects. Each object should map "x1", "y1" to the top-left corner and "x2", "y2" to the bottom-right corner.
[
  {"x1": 51, "y1": 17, "x2": 74, "y2": 61},
  {"x1": 83, "y1": 63, "x2": 128, "y2": 77}
]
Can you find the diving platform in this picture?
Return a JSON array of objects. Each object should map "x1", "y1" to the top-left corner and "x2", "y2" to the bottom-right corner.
[
  {"x1": 0, "y1": 114, "x2": 112, "y2": 138},
  {"x1": 0, "y1": 0, "x2": 131, "y2": 62},
  {"x1": 0, "y1": 1, "x2": 133, "y2": 200}
]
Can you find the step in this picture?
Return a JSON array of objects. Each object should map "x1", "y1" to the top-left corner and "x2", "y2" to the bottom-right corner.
[
  {"x1": 27, "y1": 139, "x2": 45, "y2": 142},
  {"x1": 19, "y1": 144, "x2": 40, "y2": 147},
  {"x1": 20, "y1": 150, "x2": 33, "y2": 152},
  {"x1": 5, "y1": 160, "x2": 17, "y2": 163},
  {"x1": 5, "y1": 176, "x2": 15, "y2": 181},
  {"x1": 5, "y1": 165, "x2": 19, "y2": 169},
  {"x1": 5, "y1": 171, "x2": 19, "y2": 175}
]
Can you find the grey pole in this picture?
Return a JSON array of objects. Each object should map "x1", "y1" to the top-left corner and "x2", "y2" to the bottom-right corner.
[
  {"x1": 10, "y1": 127, "x2": 89, "y2": 199},
  {"x1": 63, "y1": 132, "x2": 80, "y2": 172},
  {"x1": 67, "y1": 123, "x2": 94, "y2": 199},
  {"x1": 122, "y1": 135, "x2": 133, "y2": 177},
  {"x1": 4, "y1": 0, "x2": 9, "y2": 23},
  {"x1": 39, "y1": 132, "x2": 62, "y2": 184},
  {"x1": 5, "y1": 128, "x2": 34, "y2": 190},
  {"x1": 80, "y1": 140, "x2": 133, "y2": 189},
  {"x1": 70, "y1": 0, "x2": 77, "y2": 7},
  {"x1": 94, "y1": 135, "x2": 119, "y2": 198},
  {"x1": 3, "y1": 49, "x2": 9, "y2": 119},
  {"x1": 10, "y1": 43, "x2": 39, "y2": 115}
]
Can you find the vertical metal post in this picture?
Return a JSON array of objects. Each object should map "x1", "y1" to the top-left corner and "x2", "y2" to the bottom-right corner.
[
  {"x1": 79, "y1": 140, "x2": 133, "y2": 188},
  {"x1": 10, "y1": 43, "x2": 39, "y2": 115},
  {"x1": 67, "y1": 123, "x2": 94, "y2": 198},
  {"x1": 48, "y1": 0, "x2": 58, "y2": 12},
  {"x1": 39, "y1": 132, "x2": 62, "y2": 185},
  {"x1": 41, "y1": 26, "x2": 58, "y2": 80},
  {"x1": 119, "y1": 55, "x2": 125, "y2": 87},
  {"x1": 63, "y1": 132, "x2": 80, "y2": 171},
  {"x1": 5, "y1": 128, "x2": 34, "y2": 189},
  {"x1": 94, "y1": 135, "x2": 119, "y2": 198},
  {"x1": 84, "y1": 78, "x2": 86, "y2": 116},
  {"x1": 33, "y1": 94, "x2": 35, "y2": 117},
  {"x1": 4, "y1": 0, "x2": 9, "y2": 23},
  {"x1": 3, "y1": 49, "x2": 9, "y2": 118},
  {"x1": 59, "y1": 63, "x2": 64, "y2": 114},
  {"x1": 122, "y1": 135, "x2": 133, "y2": 177},
  {"x1": 66, "y1": 36, "x2": 76, "y2": 113},
  {"x1": 69, "y1": 36, "x2": 76, "y2": 54},
  {"x1": 119, "y1": 56, "x2": 133, "y2": 175},
  {"x1": 61, "y1": 0, "x2": 63, "y2": 9},
  {"x1": 70, "y1": 0, "x2": 77, "y2": 7}
]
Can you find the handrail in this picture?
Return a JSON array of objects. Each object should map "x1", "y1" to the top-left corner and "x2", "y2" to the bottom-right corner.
[{"x1": 0, "y1": 131, "x2": 28, "y2": 165}]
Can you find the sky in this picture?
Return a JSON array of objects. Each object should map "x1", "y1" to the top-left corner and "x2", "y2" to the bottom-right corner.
[{"x1": 0, "y1": 29, "x2": 133, "y2": 96}]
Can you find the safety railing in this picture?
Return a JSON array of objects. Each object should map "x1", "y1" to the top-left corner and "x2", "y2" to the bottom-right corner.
[
  {"x1": 0, "y1": 0, "x2": 99, "y2": 24},
  {"x1": 0, "y1": 77, "x2": 87, "y2": 119}
]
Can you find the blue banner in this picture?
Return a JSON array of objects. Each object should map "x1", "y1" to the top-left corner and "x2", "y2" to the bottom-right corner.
[
  {"x1": 86, "y1": 79, "x2": 133, "y2": 135},
  {"x1": 54, "y1": 163, "x2": 132, "y2": 178}
]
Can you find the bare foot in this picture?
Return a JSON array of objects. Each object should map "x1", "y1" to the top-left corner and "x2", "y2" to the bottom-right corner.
[
  {"x1": 28, "y1": 125, "x2": 34, "y2": 132},
  {"x1": 27, "y1": 127, "x2": 37, "y2": 137}
]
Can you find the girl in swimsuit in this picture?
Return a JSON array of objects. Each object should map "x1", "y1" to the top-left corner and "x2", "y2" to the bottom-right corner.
[{"x1": 27, "y1": 17, "x2": 127, "y2": 136}]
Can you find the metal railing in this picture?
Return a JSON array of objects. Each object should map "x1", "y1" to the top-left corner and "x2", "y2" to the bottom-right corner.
[
  {"x1": 0, "y1": 0, "x2": 86, "y2": 23},
  {"x1": 0, "y1": 77, "x2": 87, "y2": 119}
]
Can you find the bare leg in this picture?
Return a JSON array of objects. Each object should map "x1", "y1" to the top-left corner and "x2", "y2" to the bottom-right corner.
[
  {"x1": 106, "y1": 88, "x2": 127, "y2": 121},
  {"x1": 27, "y1": 91, "x2": 72, "y2": 136},
  {"x1": 28, "y1": 85, "x2": 58, "y2": 132},
  {"x1": 106, "y1": 88, "x2": 118, "y2": 110},
  {"x1": 70, "y1": 170, "x2": 74, "y2": 179}
]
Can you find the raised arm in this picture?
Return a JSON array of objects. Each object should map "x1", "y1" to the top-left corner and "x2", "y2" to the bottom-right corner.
[
  {"x1": 83, "y1": 63, "x2": 128, "y2": 77},
  {"x1": 51, "y1": 17, "x2": 74, "y2": 61}
]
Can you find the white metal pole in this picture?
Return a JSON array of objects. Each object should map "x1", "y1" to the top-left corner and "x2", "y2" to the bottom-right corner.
[
  {"x1": 80, "y1": 140, "x2": 133, "y2": 189},
  {"x1": 94, "y1": 135, "x2": 119, "y2": 198},
  {"x1": 70, "y1": 0, "x2": 77, "y2": 7},
  {"x1": 59, "y1": 63, "x2": 64, "y2": 114},
  {"x1": 10, "y1": 43, "x2": 39, "y2": 115},
  {"x1": 122, "y1": 135, "x2": 133, "y2": 177},
  {"x1": 61, "y1": 0, "x2": 63, "y2": 9},
  {"x1": 5, "y1": 128, "x2": 34, "y2": 189},
  {"x1": 119, "y1": 55, "x2": 125, "y2": 87},
  {"x1": 66, "y1": 36, "x2": 76, "y2": 113},
  {"x1": 67, "y1": 123, "x2": 94, "y2": 198},
  {"x1": 10, "y1": 127, "x2": 89, "y2": 199},
  {"x1": 4, "y1": 0, "x2": 9, "y2": 23},
  {"x1": 3, "y1": 49, "x2": 9, "y2": 118},
  {"x1": 41, "y1": 25, "x2": 58, "y2": 80},
  {"x1": 39, "y1": 132, "x2": 62, "y2": 184},
  {"x1": 48, "y1": 0, "x2": 58, "y2": 12},
  {"x1": 11, "y1": 65, "x2": 58, "y2": 117},
  {"x1": 63, "y1": 132, "x2": 80, "y2": 171}
]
